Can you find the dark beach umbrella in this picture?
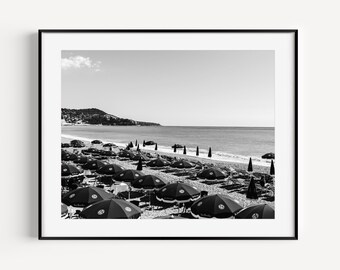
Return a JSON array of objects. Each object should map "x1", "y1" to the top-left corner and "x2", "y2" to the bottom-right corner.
[
  {"x1": 145, "y1": 141, "x2": 156, "y2": 146},
  {"x1": 196, "y1": 146, "x2": 199, "y2": 156},
  {"x1": 172, "y1": 144, "x2": 184, "y2": 149},
  {"x1": 155, "y1": 143, "x2": 158, "y2": 151},
  {"x1": 73, "y1": 155, "x2": 94, "y2": 164},
  {"x1": 61, "y1": 143, "x2": 70, "y2": 148},
  {"x1": 137, "y1": 144, "x2": 140, "y2": 151},
  {"x1": 132, "y1": 175, "x2": 167, "y2": 190},
  {"x1": 147, "y1": 158, "x2": 170, "y2": 167},
  {"x1": 156, "y1": 182, "x2": 200, "y2": 203},
  {"x1": 270, "y1": 160, "x2": 275, "y2": 175},
  {"x1": 246, "y1": 177, "x2": 258, "y2": 199},
  {"x1": 84, "y1": 147, "x2": 101, "y2": 154},
  {"x1": 96, "y1": 163, "x2": 125, "y2": 175},
  {"x1": 61, "y1": 162, "x2": 82, "y2": 177},
  {"x1": 80, "y1": 199, "x2": 142, "y2": 219},
  {"x1": 91, "y1": 140, "x2": 102, "y2": 145},
  {"x1": 136, "y1": 157, "x2": 143, "y2": 171},
  {"x1": 235, "y1": 204, "x2": 274, "y2": 219},
  {"x1": 247, "y1": 158, "x2": 253, "y2": 172},
  {"x1": 208, "y1": 147, "x2": 212, "y2": 158},
  {"x1": 114, "y1": 169, "x2": 145, "y2": 182},
  {"x1": 191, "y1": 194, "x2": 243, "y2": 218},
  {"x1": 82, "y1": 159, "x2": 108, "y2": 170},
  {"x1": 62, "y1": 186, "x2": 115, "y2": 207},
  {"x1": 103, "y1": 143, "x2": 116, "y2": 148},
  {"x1": 173, "y1": 144, "x2": 177, "y2": 153},
  {"x1": 183, "y1": 146, "x2": 187, "y2": 155},
  {"x1": 100, "y1": 150, "x2": 117, "y2": 157},
  {"x1": 61, "y1": 203, "x2": 68, "y2": 218},
  {"x1": 128, "y1": 141, "x2": 134, "y2": 148},
  {"x1": 197, "y1": 167, "x2": 225, "y2": 180},
  {"x1": 262, "y1": 152, "x2": 275, "y2": 159},
  {"x1": 61, "y1": 151, "x2": 78, "y2": 161},
  {"x1": 118, "y1": 150, "x2": 135, "y2": 159},
  {"x1": 135, "y1": 140, "x2": 138, "y2": 147},
  {"x1": 143, "y1": 140, "x2": 145, "y2": 147},
  {"x1": 171, "y1": 160, "x2": 195, "y2": 169},
  {"x1": 154, "y1": 215, "x2": 187, "y2": 219},
  {"x1": 70, "y1": 139, "x2": 86, "y2": 148},
  {"x1": 132, "y1": 153, "x2": 150, "y2": 161}
]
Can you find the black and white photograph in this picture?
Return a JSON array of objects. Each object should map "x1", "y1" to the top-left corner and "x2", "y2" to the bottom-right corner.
[{"x1": 60, "y1": 50, "x2": 276, "y2": 220}]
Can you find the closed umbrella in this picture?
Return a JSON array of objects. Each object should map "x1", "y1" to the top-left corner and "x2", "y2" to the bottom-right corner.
[
  {"x1": 191, "y1": 194, "x2": 242, "y2": 218},
  {"x1": 183, "y1": 146, "x2": 187, "y2": 155},
  {"x1": 96, "y1": 163, "x2": 125, "y2": 175},
  {"x1": 208, "y1": 147, "x2": 212, "y2": 158},
  {"x1": 136, "y1": 157, "x2": 143, "y2": 171},
  {"x1": 247, "y1": 157, "x2": 253, "y2": 172},
  {"x1": 171, "y1": 160, "x2": 195, "y2": 169},
  {"x1": 114, "y1": 169, "x2": 145, "y2": 182},
  {"x1": 246, "y1": 177, "x2": 258, "y2": 199},
  {"x1": 196, "y1": 146, "x2": 199, "y2": 156},
  {"x1": 156, "y1": 182, "x2": 200, "y2": 203},
  {"x1": 235, "y1": 204, "x2": 274, "y2": 219},
  {"x1": 62, "y1": 186, "x2": 114, "y2": 207},
  {"x1": 79, "y1": 199, "x2": 142, "y2": 219},
  {"x1": 197, "y1": 167, "x2": 225, "y2": 180},
  {"x1": 270, "y1": 160, "x2": 275, "y2": 175}
]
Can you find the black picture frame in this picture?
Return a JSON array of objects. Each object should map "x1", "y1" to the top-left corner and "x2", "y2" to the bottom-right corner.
[{"x1": 39, "y1": 29, "x2": 298, "y2": 240}]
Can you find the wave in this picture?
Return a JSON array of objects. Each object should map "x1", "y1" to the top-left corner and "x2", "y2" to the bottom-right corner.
[{"x1": 62, "y1": 133, "x2": 270, "y2": 167}]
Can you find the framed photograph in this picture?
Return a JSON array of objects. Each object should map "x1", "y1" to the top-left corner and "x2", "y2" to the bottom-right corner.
[{"x1": 39, "y1": 29, "x2": 298, "y2": 239}]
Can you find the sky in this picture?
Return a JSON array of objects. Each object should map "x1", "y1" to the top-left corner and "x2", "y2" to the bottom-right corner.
[{"x1": 61, "y1": 50, "x2": 274, "y2": 127}]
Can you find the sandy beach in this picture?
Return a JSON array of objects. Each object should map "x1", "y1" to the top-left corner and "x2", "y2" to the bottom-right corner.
[{"x1": 61, "y1": 136, "x2": 275, "y2": 219}]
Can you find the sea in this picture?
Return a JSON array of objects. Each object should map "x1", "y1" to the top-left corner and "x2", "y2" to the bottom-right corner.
[{"x1": 62, "y1": 125, "x2": 274, "y2": 166}]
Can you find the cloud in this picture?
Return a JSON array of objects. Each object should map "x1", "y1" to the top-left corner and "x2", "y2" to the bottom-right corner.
[{"x1": 61, "y1": 56, "x2": 101, "y2": 71}]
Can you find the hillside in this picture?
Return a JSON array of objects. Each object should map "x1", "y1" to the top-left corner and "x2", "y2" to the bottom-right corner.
[{"x1": 61, "y1": 108, "x2": 160, "y2": 126}]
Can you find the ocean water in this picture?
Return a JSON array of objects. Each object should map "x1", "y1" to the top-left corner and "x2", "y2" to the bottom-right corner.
[{"x1": 62, "y1": 126, "x2": 274, "y2": 166}]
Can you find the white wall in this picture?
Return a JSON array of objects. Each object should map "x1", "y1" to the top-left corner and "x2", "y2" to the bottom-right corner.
[{"x1": 1, "y1": 0, "x2": 339, "y2": 269}]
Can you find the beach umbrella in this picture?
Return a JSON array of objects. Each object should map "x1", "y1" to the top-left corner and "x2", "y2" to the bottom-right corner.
[
  {"x1": 191, "y1": 194, "x2": 243, "y2": 218},
  {"x1": 183, "y1": 146, "x2": 187, "y2": 155},
  {"x1": 83, "y1": 147, "x2": 101, "y2": 154},
  {"x1": 171, "y1": 159, "x2": 195, "y2": 169},
  {"x1": 62, "y1": 186, "x2": 114, "y2": 207},
  {"x1": 73, "y1": 155, "x2": 94, "y2": 164},
  {"x1": 61, "y1": 151, "x2": 78, "y2": 161},
  {"x1": 143, "y1": 140, "x2": 145, "y2": 147},
  {"x1": 83, "y1": 159, "x2": 108, "y2": 170},
  {"x1": 208, "y1": 147, "x2": 212, "y2": 158},
  {"x1": 270, "y1": 160, "x2": 275, "y2": 175},
  {"x1": 91, "y1": 140, "x2": 102, "y2": 145},
  {"x1": 61, "y1": 203, "x2": 68, "y2": 218},
  {"x1": 172, "y1": 144, "x2": 184, "y2": 149},
  {"x1": 97, "y1": 163, "x2": 125, "y2": 175},
  {"x1": 235, "y1": 204, "x2": 274, "y2": 219},
  {"x1": 100, "y1": 150, "x2": 117, "y2": 157},
  {"x1": 128, "y1": 141, "x2": 134, "y2": 148},
  {"x1": 145, "y1": 141, "x2": 156, "y2": 146},
  {"x1": 137, "y1": 144, "x2": 140, "y2": 151},
  {"x1": 246, "y1": 177, "x2": 258, "y2": 199},
  {"x1": 114, "y1": 169, "x2": 145, "y2": 182},
  {"x1": 173, "y1": 144, "x2": 177, "y2": 153},
  {"x1": 135, "y1": 140, "x2": 138, "y2": 147},
  {"x1": 136, "y1": 157, "x2": 143, "y2": 171},
  {"x1": 132, "y1": 175, "x2": 167, "y2": 190},
  {"x1": 118, "y1": 150, "x2": 135, "y2": 159},
  {"x1": 247, "y1": 158, "x2": 253, "y2": 172},
  {"x1": 154, "y1": 215, "x2": 187, "y2": 219},
  {"x1": 70, "y1": 139, "x2": 85, "y2": 148},
  {"x1": 262, "y1": 152, "x2": 275, "y2": 159},
  {"x1": 156, "y1": 182, "x2": 200, "y2": 203},
  {"x1": 79, "y1": 199, "x2": 142, "y2": 219},
  {"x1": 147, "y1": 158, "x2": 170, "y2": 167},
  {"x1": 197, "y1": 167, "x2": 225, "y2": 180},
  {"x1": 61, "y1": 162, "x2": 82, "y2": 177},
  {"x1": 132, "y1": 153, "x2": 150, "y2": 161},
  {"x1": 103, "y1": 143, "x2": 116, "y2": 148},
  {"x1": 196, "y1": 146, "x2": 199, "y2": 156},
  {"x1": 61, "y1": 143, "x2": 70, "y2": 148},
  {"x1": 155, "y1": 143, "x2": 158, "y2": 151}
]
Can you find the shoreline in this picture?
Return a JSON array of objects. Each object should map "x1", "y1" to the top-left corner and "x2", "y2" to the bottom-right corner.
[{"x1": 62, "y1": 133, "x2": 272, "y2": 168}]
